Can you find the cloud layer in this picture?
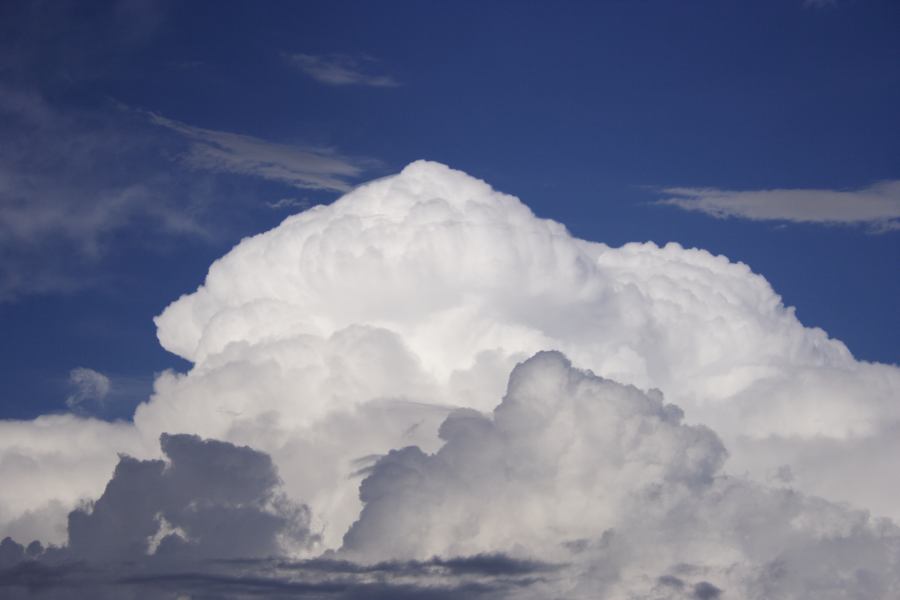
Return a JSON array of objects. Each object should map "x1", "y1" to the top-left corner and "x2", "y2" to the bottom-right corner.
[
  {"x1": 3, "y1": 354, "x2": 899, "y2": 598},
  {"x1": 0, "y1": 161, "x2": 898, "y2": 597}
]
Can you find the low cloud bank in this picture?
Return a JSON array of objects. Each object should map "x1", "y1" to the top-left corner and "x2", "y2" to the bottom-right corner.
[{"x1": 4, "y1": 353, "x2": 899, "y2": 598}]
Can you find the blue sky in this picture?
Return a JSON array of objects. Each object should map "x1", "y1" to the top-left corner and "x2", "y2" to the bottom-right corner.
[{"x1": 0, "y1": 0, "x2": 898, "y2": 420}]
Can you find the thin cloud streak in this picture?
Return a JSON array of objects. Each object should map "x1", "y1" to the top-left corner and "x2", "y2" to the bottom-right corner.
[
  {"x1": 0, "y1": 554, "x2": 553, "y2": 599},
  {"x1": 286, "y1": 53, "x2": 399, "y2": 88},
  {"x1": 655, "y1": 180, "x2": 900, "y2": 232},
  {"x1": 0, "y1": 91, "x2": 373, "y2": 300},
  {"x1": 267, "y1": 197, "x2": 313, "y2": 211},
  {"x1": 152, "y1": 114, "x2": 372, "y2": 192},
  {"x1": 0, "y1": 87, "x2": 209, "y2": 300}
]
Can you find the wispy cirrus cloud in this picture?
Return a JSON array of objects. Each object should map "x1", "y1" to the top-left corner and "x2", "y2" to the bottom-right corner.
[
  {"x1": 0, "y1": 87, "x2": 210, "y2": 300},
  {"x1": 267, "y1": 197, "x2": 313, "y2": 211},
  {"x1": 286, "y1": 53, "x2": 399, "y2": 88},
  {"x1": 655, "y1": 180, "x2": 900, "y2": 232},
  {"x1": 0, "y1": 88, "x2": 372, "y2": 301},
  {"x1": 151, "y1": 114, "x2": 372, "y2": 192}
]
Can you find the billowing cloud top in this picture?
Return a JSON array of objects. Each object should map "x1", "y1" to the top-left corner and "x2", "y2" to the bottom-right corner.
[
  {"x1": 155, "y1": 160, "x2": 572, "y2": 370},
  {"x1": 154, "y1": 159, "x2": 896, "y2": 440}
]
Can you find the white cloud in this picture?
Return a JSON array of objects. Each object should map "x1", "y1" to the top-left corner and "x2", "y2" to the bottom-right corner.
[
  {"x1": 0, "y1": 161, "x2": 898, "y2": 596},
  {"x1": 0, "y1": 415, "x2": 147, "y2": 545},
  {"x1": 144, "y1": 161, "x2": 900, "y2": 535},
  {"x1": 656, "y1": 181, "x2": 900, "y2": 231},
  {"x1": 286, "y1": 53, "x2": 399, "y2": 87},
  {"x1": 342, "y1": 351, "x2": 727, "y2": 561},
  {"x1": 152, "y1": 114, "x2": 371, "y2": 192},
  {"x1": 341, "y1": 352, "x2": 900, "y2": 597},
  {"x1": 66, "y1": 368, "x2": 111, "y2": 411},
  {"x1": 6, "y1": 353, "x2": 899, "y2": 599}
]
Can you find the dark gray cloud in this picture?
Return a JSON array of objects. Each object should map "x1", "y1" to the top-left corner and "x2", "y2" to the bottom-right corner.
[
  {"x1": 0, "y1": 553, "x2": 553, "y2": 599},
  {"x1": 0, "y1": 433, "x2": 554, "y2": 599},
  {"x1": 693, "y1": 580, "x2": 723, "y2": 599},
  {"x1": 67, "y1": 433, "x2": 314, "y2": 562}
]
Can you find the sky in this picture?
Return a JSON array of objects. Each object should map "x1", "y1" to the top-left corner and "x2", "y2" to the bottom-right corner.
[
  {"x1": 0, "y1": 1, "x2": 899, "y2": 598},
  {"x1": 0, "y1": 0, "x2": 898, "y2": 420}
]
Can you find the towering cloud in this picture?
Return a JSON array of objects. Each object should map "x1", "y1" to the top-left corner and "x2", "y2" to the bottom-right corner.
[
  {"x1": 148, "y1": 160, "x2": 900, "y2": 523},
  {"x1": 343, "y1": 351, "x2": 728, "y2": 560},
  {"x1": 0, "y1": 161, "x2": 898, "y2": 597},
  {"x1": 341, "y1": 353, "x2": 900, "y2": 598}
]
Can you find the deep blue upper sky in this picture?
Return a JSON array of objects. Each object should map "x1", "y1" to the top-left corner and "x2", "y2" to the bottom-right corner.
[{"x1": 1, "y1": 0, "x2": 898, "y2": 419}]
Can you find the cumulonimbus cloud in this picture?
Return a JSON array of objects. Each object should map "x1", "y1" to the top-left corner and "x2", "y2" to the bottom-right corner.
[{"x1": 0, "y1": 161, "x2": 898, "y2": 597}]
